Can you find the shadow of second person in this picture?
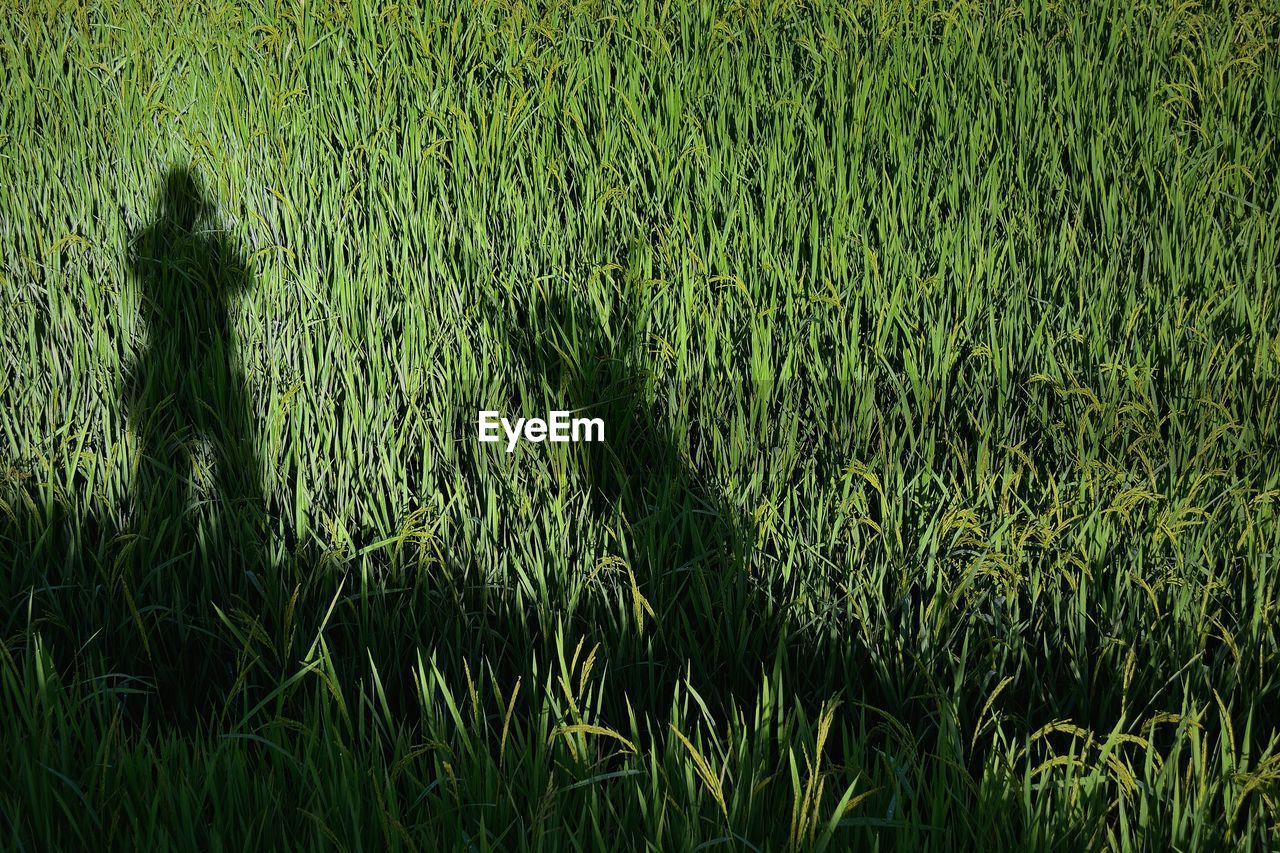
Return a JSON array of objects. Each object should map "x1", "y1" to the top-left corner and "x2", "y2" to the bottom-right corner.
[{"x1": 508, "y1": 286, "x2": 765, "y2": 708}]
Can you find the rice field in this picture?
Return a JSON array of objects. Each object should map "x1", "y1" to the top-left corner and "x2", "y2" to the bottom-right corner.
[{"x1": 2, "y1": 0, "x2": 1280, "y2": 848}]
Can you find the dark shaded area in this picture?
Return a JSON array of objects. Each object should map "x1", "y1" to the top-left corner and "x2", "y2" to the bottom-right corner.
[
  {"x1": 500, "y1": 285, "x2": 771, "y2": 710},
  {"x1": 126, "y1": 167, "x2": 263, "y2": 546},
  {"x1": 1, "y1": 166, "x2": 1275, "y2": 848},
  {"x1": 117, "y1": 166, "x2": 265, "y2": 725}
]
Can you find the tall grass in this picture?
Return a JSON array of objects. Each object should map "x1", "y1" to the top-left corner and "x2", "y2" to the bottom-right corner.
[{"x1": 2, "y1": 0, "x2": 1279, "y2": 848}]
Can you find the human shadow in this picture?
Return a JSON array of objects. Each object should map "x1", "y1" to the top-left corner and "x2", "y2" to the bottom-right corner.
[
  {"x1": 118, "y1": 165, "x2": 265, "y2": 723},
  {"x1": 502, "y1": 286, "x2": 768, "y2": 714}
]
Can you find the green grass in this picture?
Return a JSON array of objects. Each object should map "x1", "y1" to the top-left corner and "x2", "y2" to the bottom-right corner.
[{"x1": 3, "y1": 0, "x2": 1280, "y2": 848}]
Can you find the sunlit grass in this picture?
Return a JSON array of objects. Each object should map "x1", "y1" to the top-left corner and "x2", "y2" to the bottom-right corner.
[{"x1": 2, "y1": 0, "x2": 1279, "y2": 848}]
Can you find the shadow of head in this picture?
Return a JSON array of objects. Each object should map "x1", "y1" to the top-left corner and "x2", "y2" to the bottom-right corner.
[
  {"x1": 511, "y1": 289, "x2": 642, "y2": 403},
  {"x1": 159, "y1": 166, "x2": 213, "y2": 233},
  {"x1": 504, "y1": 287, "x2": 662, "y2": 512},
  {"x1": 132, "y1": 165, "x2": 251, "y2": 311}
]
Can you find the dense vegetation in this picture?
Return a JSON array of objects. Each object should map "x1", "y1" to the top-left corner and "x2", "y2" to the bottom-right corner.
[{"x1": 3, "y1": 0, "x2": 1279, "y2": 848}]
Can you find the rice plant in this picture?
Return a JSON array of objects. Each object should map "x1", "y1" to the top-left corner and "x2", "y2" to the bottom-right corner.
[{"x1": 2, "y1": 0, "x2": 1279, "y2": 848}]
